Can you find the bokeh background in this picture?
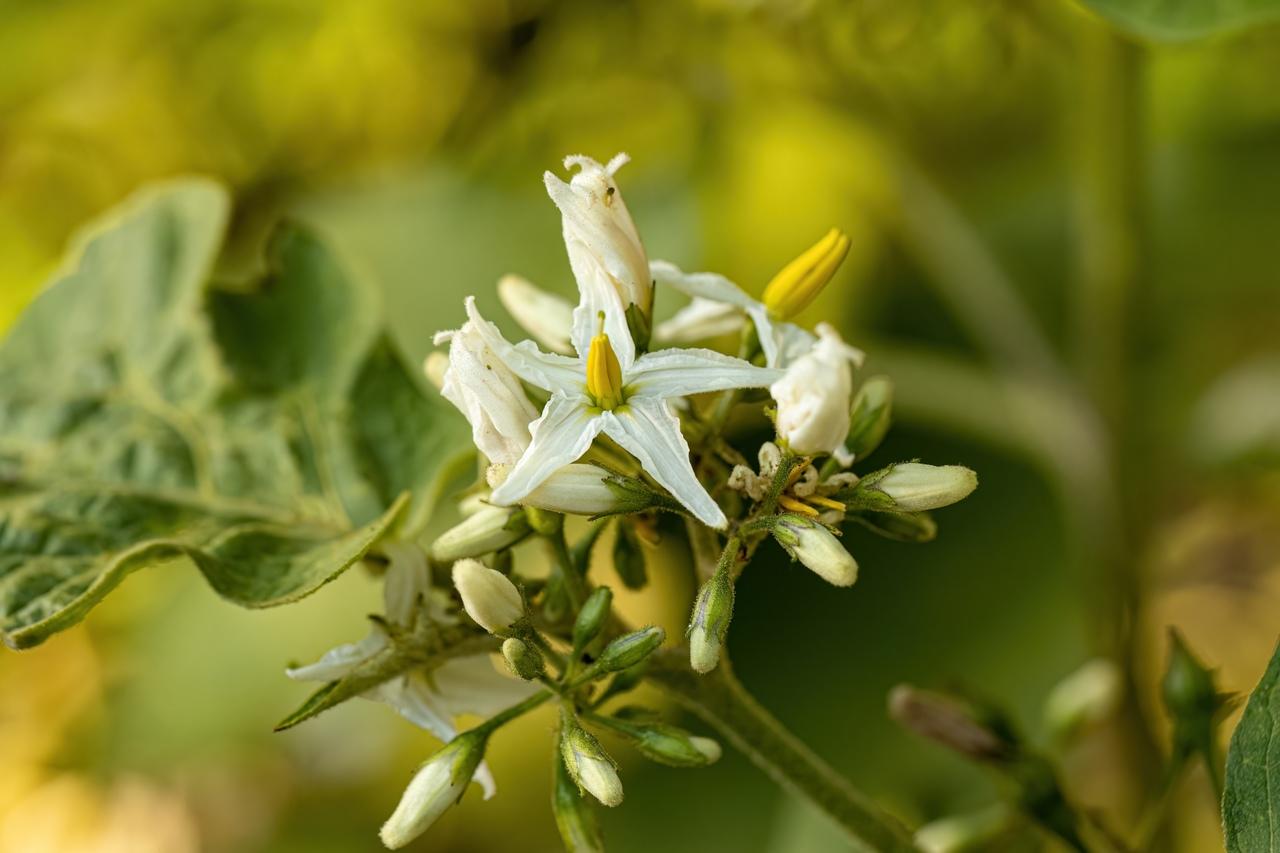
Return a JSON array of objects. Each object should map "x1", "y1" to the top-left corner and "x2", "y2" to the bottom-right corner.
[{"x1": 3, "y1": 0, "x2": 1280, "y2": 851}]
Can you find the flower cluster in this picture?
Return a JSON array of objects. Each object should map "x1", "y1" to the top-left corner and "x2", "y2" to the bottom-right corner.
[{"x1": 284, "y1": 153, "x2": 977, "y2": 851}]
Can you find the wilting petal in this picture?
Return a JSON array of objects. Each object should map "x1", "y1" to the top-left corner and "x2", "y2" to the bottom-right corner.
[
  {"x1": 651, "y1": 260, "x2": 756, "y2": 310},
  {"x1": 428, "y1": 654, "x2": 541, "y2": 719},
  {"x1": 436, "y1": 320, "x2": 540, "y2": 465},
  {"x1": 497, "y1": 274, "x2": 575, "y2": 355},
  {"x1": 629, "y1": 348, "x2": 783, "y2": 398},
  {"x1": 463, "y1": 297, "x2": 584, "y2": 394},
  {"x1": 381, "y1": 542, "x2": 432, "y2": 628},
  {"x1": 285, "y1": 624, "x2": 390, "y2": 682},
  {"x1": 602, "y1": 398, "x2": 726, "y2": 529},
  {"x1": 489, "y1": 394, "x2": 604, "y2": 505},
  {"x1": 653, "y1": 297, "x2": 745, "y2": 345}
]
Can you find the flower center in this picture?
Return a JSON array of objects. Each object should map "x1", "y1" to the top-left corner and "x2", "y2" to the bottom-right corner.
[
  {"x1": 586, "y1": 330, "x2": 625, "y2": 410},
  {"x1": 760, "y1": 228, "x2": 851, "y2": 320}
]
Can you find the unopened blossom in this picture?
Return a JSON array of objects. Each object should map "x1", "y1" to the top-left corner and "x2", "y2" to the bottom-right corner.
[
  {"x1": 497, "y1": 274, "x2": 575, "y2": 354},
  {"x1": 453, "y1": 558, "x2": 525, "y2": 635},
  {"x1": 773, "y1": 515, "x2": 859, "y2": 587},
  {"x1": 380, "y1": 732, "x2": 487, "y2": 848},
  {"x1": 771, "y1": 323, "x2": 864, "y2": 464}
]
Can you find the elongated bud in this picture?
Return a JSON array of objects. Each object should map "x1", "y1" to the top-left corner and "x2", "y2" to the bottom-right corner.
[
  {"x1": 598, "y1": 626, "x2": 665, "y2": 673},
  {"x1": 502, "y1": 637, "x2": 545, "y2": 681},
  {"x1": 761, "y1": 228, "x2": 851, "y2": 319},
  {"x1": 574, "y1": 587, "x2": 613, "y2": 652},
  {"x1": 688, "y1": 570, "x2": 734, "y2": 674},
  {"x1": 845, "y1": 376, "x2": 893, "y2": 461},
  {"x1": 888, "y1": 685, "x2": 1017, "y2": 764},
  {"x1": 846, "y1": 463, "x2": 978, "y2": 512},
  {"x1": 847, "y1": 510, "x2": 937, "y2": 543},
  {"x1": 612, "y1": 522, "x2": 648, "y2": 589},
  {"x1": 430, "y1": 505, "x2": 530, "y2": 563},
  {"x1": 1044, "y1": 659, "x2": 1122, "y2": 741},
  {"x1": 552, "y1": 739, "x2": 605, "y2": 852},
  {"x1": 524, "y1": 464, "x2": 629, "y2": 516},
  {"x1": 560, "y1": 714, "x2": 624, "y2": 807},
  {"x1": 1162, "y1": 629, "x2": 1233, "y2": 763},
  {"x1": 379, "y1": 731, "x2": 487, "y2": 849},
  {"x1": 498, "y1": 274, "x2": 575, "y2": 355},
  {"x1": 597, "y1": 716, "x2": 722, "y2": 768},
  {"x1": 453, "y1": 559, "x2": 525, "y2": 635},
  {"x1": 773, "y1": 515, "x2": 858, "y2": 587}
]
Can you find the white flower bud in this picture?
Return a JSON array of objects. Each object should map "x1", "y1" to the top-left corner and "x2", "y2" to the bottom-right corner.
[
  {"x1": 691, "y1": 737, "x2": 723, "y2": 764},
  {"x1": 453, "y1": 559, "x2": 525, "y2": 635},
  {"x1": 862, "y1": 463, "x2": 978, "y2": 512},
  {"x1": 687, "y1": 571, "x2": 734, "y2": 674},
  {"x1": 430, "y1": 505, "x2": 530, "y2": 563},
  {"x1": 1044, "y1": 659, "x2": 1122, "y2": 740},
  {"x1": 521, "y1": 463, "x2": 624, "y2": 515},
  {"x1": 770, "y1": 324, "x2": 863, "y2": 464},
  {"x1": 560, "y1": 718, "x2": 624, "y2": 807},
  {"x1": 434, "y1": 320, "x2": 540, "y2": 467},
  {"x1": 773, "y1": 516, "x2": 858, "y2": 587},
  {"x1": 497, "y1": 274, "x2": 575, "y2": 354},
  {"x1": 379, "y1": 734, "x2": 486, "y2": 849}
]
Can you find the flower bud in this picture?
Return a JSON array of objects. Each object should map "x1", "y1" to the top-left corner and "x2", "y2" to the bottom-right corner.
[
  {"x1": 524, "y1": 464, "x2": 628, "y2": 516},
  {"x1": 573, "y1": 587, "x2": 613, "y2": 652},
  {"x1": 773, "y1": 515, "x2": 858, "y2": 587},
  {"x1": 845, "y1": 375, "x2": 893, "y2": 461},
  {"x1": 1044, "y1": 659, "x2": 1122, "y2": 741},
  {"x1": 761, "y1": 228, "x2": 851, "y2": 320},
  {"x1": 770, "y1": 324, "x2": 863, "y2": 463},
  {"x1": 453, "y1": 559, "x2": 525, "y2": 635},
  {"x1": 597, "y1": 626, "x2": 665, "y2": 673},
  {"x1": 497, "y1": 274, "x2": 575, "y2": 355},
  {"x1": 560, "y1": 715, "x2": 624, "y2": 807},
  {"x1": 599, "y1": 716, "x2": 722, "y2": 768},
  {"x1": 379, "y1": 731, "x2": 487, "y2": 848},
  {"x1": 888, "y1": 685, "x2": 1017, "y2": 764},
  {"x1": 502, "y1": 637, "x2": 545, "y2": 681},
  {"x1": 430, "y1": 505, "x2": 530, "y2": 563},
  {"x1": 1162, "y1": 629, "x2": 1232, "y2": 762},
  {"x1": 688, "y1": 570, "x2": 734, "y2": 674},
  {"x1": 552, "y1": 741, "x2": 605, "y2": 852},
  {"x1": 850, "y1": 463, "x2": 978, "y2": 512}
]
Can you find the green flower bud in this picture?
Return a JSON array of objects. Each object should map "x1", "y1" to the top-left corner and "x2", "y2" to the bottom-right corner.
[
  {"x1": 573, "y1": 587, "x2": 613, "y2": 652},
  {"x1": 688, "y1": 570, "x2": 734, "y2": 674},
  {"x1": 379, "y1": 731, "x2": 487, "y2": 849},
  {"x1": 430, "y1": 505, "x2": 530, "y2": 563},
  {"x1": 1162, "y1": 629, "x2": 1232, "y2": 763},
  {"x1": 560, "y1": 714, "x2": 624, "y2": 807},
  {"x1": 453, "y1": 559, "x2": 525, "y2": 635},
  {"x1": 773, "y1": 515, "x2": 858, "y2": 587},
  {"x1": 598, "y1": 716, "x2": 722, "y2": 768},
  {"x1": 552, "y1": 738, "x2": 605, "y2": 852},
  {"x1": 597, "y1": 626, "x2": 665, "y2": 673},
  {"x1": 845, "y1": 375, "x2": 893, "y2": 462},
  {"x1": 502, "y1": 637, "x2": 545, "y2": 681}
]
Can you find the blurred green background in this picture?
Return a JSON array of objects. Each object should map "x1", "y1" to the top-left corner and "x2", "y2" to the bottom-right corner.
[{"x1": 2, "y1": 1, "x2": 1279, "y2": 851}]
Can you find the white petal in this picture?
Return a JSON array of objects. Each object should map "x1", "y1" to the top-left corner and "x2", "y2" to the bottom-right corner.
[
  {"x1": 381, "y1": 541, "x2": 432, "y2": 628},
  {"x1": 602, "y1": 399, "x2": 727, "y2": 529},
  {"x1": 653, "y1": 297, "x2": 745, "y2": 345},
  {"x1": 428, "y1": 654, "x2": 540, "y2": 719},
  {"x1": 650, "y1": 260, "x2": 756, "y2": 310},
  {"x1": 438, "y1": 319, "x2": 539, "y2": 464},
  {"x1": 628, "y1": 347, "x2": 784, "y2": 399},
  {"x1": 497, "y1": 274, "x2": 575, "y2": 355},
  {"x1": 489, "y1": 394, "x2": 604, "y2": 505},
  {"x1": 464, "y1": 297, "x2": 584, "y2": 394},
  {"x1": 286, "y1": 624, "x2": 389, "y2": 682}
]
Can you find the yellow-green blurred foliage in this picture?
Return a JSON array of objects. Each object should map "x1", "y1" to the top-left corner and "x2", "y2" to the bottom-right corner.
[{"x1": 3, "y1": 0, "x2": 1280, "y2": 851}]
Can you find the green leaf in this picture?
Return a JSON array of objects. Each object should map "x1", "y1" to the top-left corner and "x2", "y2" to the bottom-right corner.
[
  {"x1": 1074, "y1": 0, "x2": 1280, "y2": 42},
  {"x1": 0, "y1": 180, "x2": 466, "y2": 648},
  {"x1": 1223, "y1": 637, "x2": 1280, "y2": 851}
]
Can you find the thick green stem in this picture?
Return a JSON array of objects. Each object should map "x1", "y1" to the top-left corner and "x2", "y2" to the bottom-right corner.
[{"x1": 646, "y1": 651, "x2": 917, "y2": 852}]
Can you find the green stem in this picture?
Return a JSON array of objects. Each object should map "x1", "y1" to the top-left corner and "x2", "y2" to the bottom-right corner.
[
  {"x1": 476, "y1": 689, "x2": 555, "y2": 734},
  {"x1": 646, "y1": 651, "x2": 917, "y2": 852},
  {"x1": 544, "y1": 527, "x2": 586, "y2": 612}
]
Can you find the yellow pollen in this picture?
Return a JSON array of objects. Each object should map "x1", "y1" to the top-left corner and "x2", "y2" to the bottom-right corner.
[
  {"x1": 761, "y1": 228, "x2": 851, "y2": 320},
  {"x1": 778, "y1": 495, "x2": 820, "y2": 517},
  {"x1": 586, "y1": 331, "x2": 625, "y2": 410}
]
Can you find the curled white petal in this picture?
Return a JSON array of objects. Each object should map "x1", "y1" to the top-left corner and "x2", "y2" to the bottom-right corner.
[
  {"x1": 463, "y1": 297, "x2": 584, "y2": 394},
  {"x1": 489, "y1": 394, "x2": 604, "y2": 506},
  {"x1": 653, "y1": 296, "x2": 745, "y2": 345},
  {"x1": 497, "y1": 274, "x2": 575, "y2": 355},
  {"x1": 629, "y1": 347, "x2": 783, "y2": 399}
]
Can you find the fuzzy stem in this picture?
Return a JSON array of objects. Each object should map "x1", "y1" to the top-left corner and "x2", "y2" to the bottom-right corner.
[{"x1": 646, "y1": 651, "x2": 917, "y2": 852}]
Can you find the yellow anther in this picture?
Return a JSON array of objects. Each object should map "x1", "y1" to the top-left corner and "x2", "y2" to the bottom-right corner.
[
  {"x1": 778, "y1": 495, "x2": 820, "y2": 517},
  {"x1": 586, "y1": 331, "x2": 625, "y2": 410},
  {"x1": 761, "y1": 228, "x2": 851, "y2": 319},
  {"x1": 808, "y1": 495, "x2": 847, "y2": 512}
]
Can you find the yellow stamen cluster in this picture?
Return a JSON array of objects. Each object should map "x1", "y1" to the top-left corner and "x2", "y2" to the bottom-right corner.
[
  {"x1": 761, "y1": 228, "x2": 851, "y2": 320},
  {"x1": 586, "y1": 331, "x2": 625, "y2": 410}
]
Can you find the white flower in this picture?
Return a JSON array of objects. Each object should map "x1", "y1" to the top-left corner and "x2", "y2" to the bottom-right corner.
[
  {"x1": 380, "y1": 733, "x2": 486, "y2": 848},
  {"x1": 773, "y1": 516, "x2": 858, "y2": 587},
  {"x1": 545, "y1": 153, "x2": 653, "y2": 336},
  {"x1": 770, "y1": 323, "x2": 864, "y2": 464},
  {"x1": 287, "y1": 543, "x2": 536, "y2": 800},
  {"x1": 453, "y1": 558, "x2": 525, "y2": 635},
  {"x1": 464, "y1": 296, "x2": 782, "y2": 529},
  {"x1": 497, "y1": 274, "x2": 575, "y2": 355}
]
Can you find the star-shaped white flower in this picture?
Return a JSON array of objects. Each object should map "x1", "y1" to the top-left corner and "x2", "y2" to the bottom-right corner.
[{"x1": 467, "y1": 297, "x2": 783, "y2": 529}]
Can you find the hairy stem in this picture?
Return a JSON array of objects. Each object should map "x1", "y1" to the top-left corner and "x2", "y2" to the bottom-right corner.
[{"x1": 646, "y1": 651, "x2": 917, "y2": 852}]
